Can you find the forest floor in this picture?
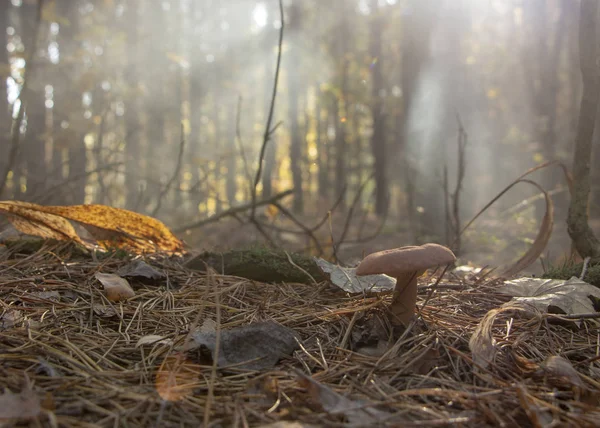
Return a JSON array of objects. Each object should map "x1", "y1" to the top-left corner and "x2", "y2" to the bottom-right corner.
[{"x1": 0, "y1": 241, "x2": 599, "y2": 427}]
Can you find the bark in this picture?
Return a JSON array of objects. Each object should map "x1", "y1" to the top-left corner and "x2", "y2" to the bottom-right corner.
[{"x1": 566, "y1": 0, "x2": 600, "y2": 259}]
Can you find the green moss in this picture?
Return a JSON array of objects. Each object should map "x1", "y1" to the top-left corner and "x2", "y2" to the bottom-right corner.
[
  {"x1": 542, "y1": 260, "x2": 600, "y2": 287},
  {"x1": 185, "y1": 245, "x2": 327, "y2": 284}
]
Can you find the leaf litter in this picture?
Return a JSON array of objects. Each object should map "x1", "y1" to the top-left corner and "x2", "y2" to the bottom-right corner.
[{"x1": 0, "y1": 240, "x2": 599, "y2": 426}]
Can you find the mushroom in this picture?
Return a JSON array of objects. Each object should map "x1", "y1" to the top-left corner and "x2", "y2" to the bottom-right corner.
[{"x1": 355, "y1": 244, "x2": 456, "y2": 326}]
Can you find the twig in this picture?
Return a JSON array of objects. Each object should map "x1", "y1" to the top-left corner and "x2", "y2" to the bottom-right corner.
[
  {"x1": 173, "y1": 189, "x2": 293, "y2": 233},
  {"x1": 284, "y1": 250, "x2": 318, "y2": 285},
  {"x1": 251, "y1": 0, "x2": 284, "y2": 221},
  {"x1": 34, "y1": 162, "x2": 124, "y2": 204},
  {"x1": 152, "y1": 122, "x2": 186, "y2": 217},
  {"x1": 579, "y1": 256, "x2": 591, "y2": 279},
  {"x1": 273, "y1": 202, "x2": 324, "y2": 256},
  {"x1": 0, "y1": 0, "x2": 44, "y2": 198},
  {"x1": 335, "y1": 173, "x2": 378, "y2": 261}
]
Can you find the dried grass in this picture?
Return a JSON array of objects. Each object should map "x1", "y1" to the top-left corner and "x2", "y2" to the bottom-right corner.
[{"x1": 1, "y1": 241, "x2": 599, "y2": 427}]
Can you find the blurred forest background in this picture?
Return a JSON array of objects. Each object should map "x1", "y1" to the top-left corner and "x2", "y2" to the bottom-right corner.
[{"x1": 0, "y1": 0, "x2": 597, "y2": 270}]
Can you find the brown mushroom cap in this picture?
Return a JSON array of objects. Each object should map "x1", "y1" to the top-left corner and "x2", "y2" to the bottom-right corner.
[{"x1": 355, "y1": 244, "x2": 456, "y2": 277}]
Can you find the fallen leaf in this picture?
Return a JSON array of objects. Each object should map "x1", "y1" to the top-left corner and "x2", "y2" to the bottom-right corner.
[
  {"x1": 0, "y1": 201, "x2": 83, "y2": 244},
  {"x1": 540, "y1": 356, "x2": 585, "y2": 389},
  {"x1": 498, "y1": 276, "x2": 600, "y2": 316},
  {"x1": 0, "y1": 377, "x2": 41, "y2": 421},
  {"x1": 188, "y1": 321, "x2": 299, "y2": 370},
  {"x1": 314, "y1": 258, "x2": 395, "y2": 293},
  {"x1": 155, "y1": 354, "x2": 201, "y2": 402},
  {"x1": 94, "y1": 272, "x2": 135, "y2": 302},
  {"x1": 0, "y1": 201, "x2": 184, "y2": 254},
  {"x1": 117, "y1": 260, "x2": 165, "y2": 280},
  {"x1": 297, "y1": 372, "x2": 390, "y2": 426}
]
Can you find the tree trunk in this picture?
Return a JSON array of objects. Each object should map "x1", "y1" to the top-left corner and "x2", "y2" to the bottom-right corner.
[
  {"x1": 143, "y1": 2, "x2": 167, "y2": 213},
  {"x1": 369, "y1": 0, "x2": 388, "y2": 216},
  {"x1": 124, "y1": 0, "x2": 141, "y2": 209},
  {"x1": 0, "y1": 0, "x2": 10, "y2": 183},
  {"x1": 316, "y1": 99, "x2": 329, "y2": 202},
  {"x1": 226, "y1": 98, "x2": 237, "y2": 206},
  {"x1": 287, "y1": 3, "x2": 304, "y2": 214},
  {"x1": 397, "y1": 0, "x2": 436, "y2": 241},
  {"x1": 567, "y1": 0, "x2": 600, "y2": 259},
  {"x1": 21, "y1": 2, "x2": 47, "y2": 200}
]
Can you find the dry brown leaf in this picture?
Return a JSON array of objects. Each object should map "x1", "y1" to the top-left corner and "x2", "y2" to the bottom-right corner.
[
  {"x1": 297, "y1": 372, "x2": 390, "y2": 425},
  {"x1": 155, "y1": 354, "x2": 201, "y2": 402},
  {"x1": 499, "y1": 276, "x2": 600, "y2": 317},
  {"x1": 0, "y1": 201, "x2": 184, "y2": 254},
  {"x1": 94, "y1": 272, "x2": 135, "y2": 302},
  {"x1": 0, "y1": 377, "x2": 41, "y2": 422},
  {"x1": 541, "y1": 356, "x2": 585, "y2": 389}
]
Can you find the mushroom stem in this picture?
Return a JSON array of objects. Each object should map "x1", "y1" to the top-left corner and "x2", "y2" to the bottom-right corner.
[{"x1": 389, "y1": 270, "x2": 424, "y2": 326}]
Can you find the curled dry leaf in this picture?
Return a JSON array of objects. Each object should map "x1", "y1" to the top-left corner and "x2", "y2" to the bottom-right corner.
[
  {"x1": 94, "y1": 272, "x2": 135, "y2": 302},
  {"x1": 500, "y1": 179, "x2": 553, "y2": 277},
  {"x1": 469, "y1": 304, "x2": 533, "y2": 369},
  {"x1": 459, "y1": 160, "x2": 569, "y2": 277},
  {"x1": 0, "y1": 201, "x2": 184, "y2": 254}
]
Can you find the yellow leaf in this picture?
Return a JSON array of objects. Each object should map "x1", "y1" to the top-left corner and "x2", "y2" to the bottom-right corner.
[{"x1": 0, "y1": 201, "x2": 184, "y2": 254}]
